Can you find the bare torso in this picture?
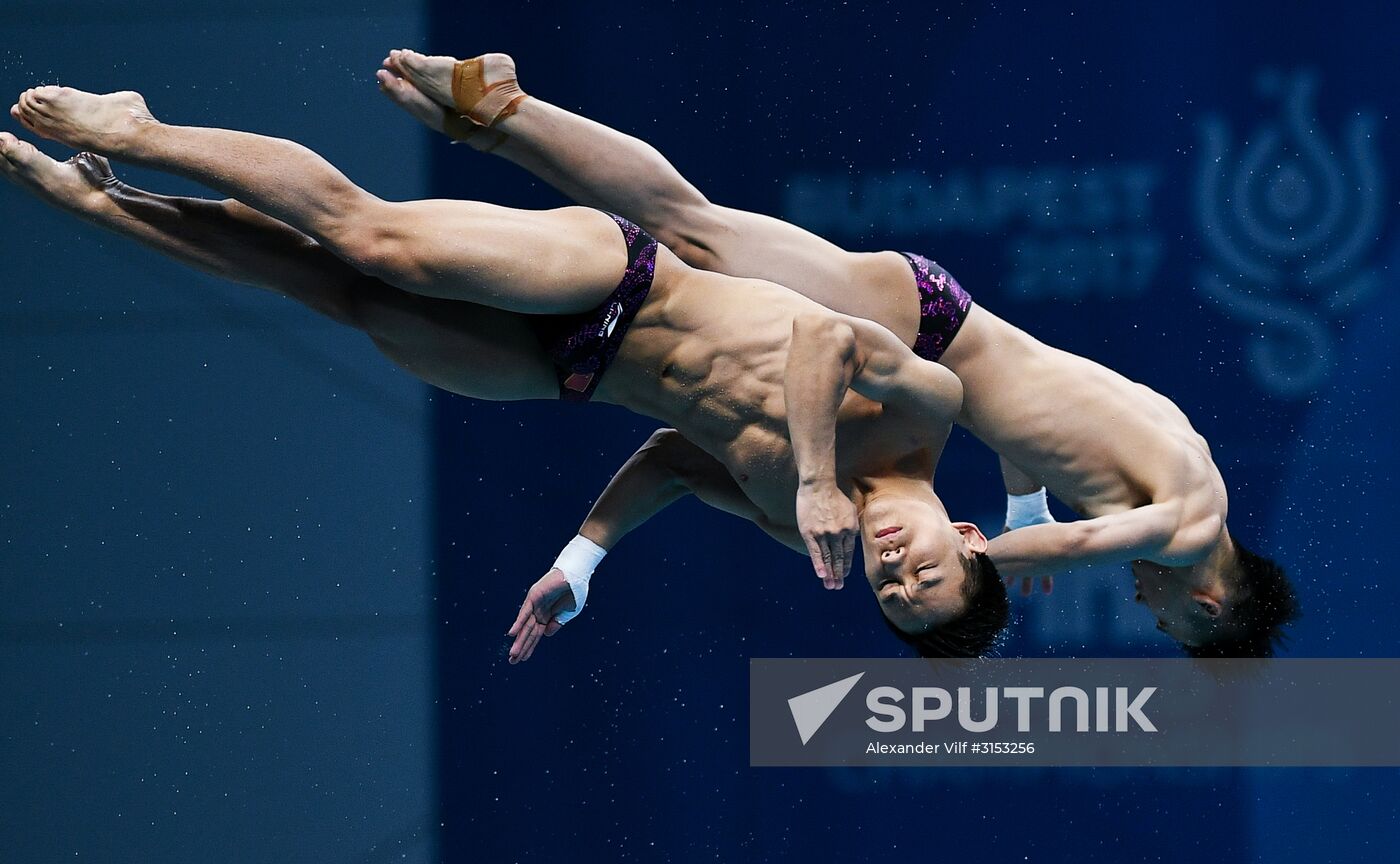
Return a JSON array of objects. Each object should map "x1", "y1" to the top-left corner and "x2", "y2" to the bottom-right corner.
[
  {"x1": 943, "y1": 307, "x2": 1226, "y2": 526},
  {"x1": 595, "y1": 252, "x2": 940, "y2": 533},
  {"x1": 363, "y1": 247, "x2": 940, "y2": 538},
  {"x1": 782, "y1": 251, "x2": 1228, "y2": 547}
]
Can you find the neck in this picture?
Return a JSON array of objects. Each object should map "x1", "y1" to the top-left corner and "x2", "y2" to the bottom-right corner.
[
  {"x1": 853, "y1": 474, "x2": 943, "y2": 515},
  {"x1": 1176, "y1": 526, "x2": 1235, "y2": 596}
]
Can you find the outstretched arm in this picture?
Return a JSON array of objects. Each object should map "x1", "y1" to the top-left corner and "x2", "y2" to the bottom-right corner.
[
  {"x1": 985, "y1": 504, "x2": 1180, "y2": 582},
  {"x1": 580, "y1": 429, "x2": 799, "y2": 549},
  {"x1": 783, "y1": 313, "x2": 963, "y2": 587},
  {"x1": 506, "y1": 429, "x2": 796, "y2": 663}
]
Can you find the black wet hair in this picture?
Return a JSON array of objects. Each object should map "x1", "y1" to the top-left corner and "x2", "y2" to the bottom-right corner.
[
  {"x1": 880, "y1": 551, "x2": 1009, "y2": 658},
  {"x1": 1182, "y1": 541, "x2": 1300, "y2": 658}
]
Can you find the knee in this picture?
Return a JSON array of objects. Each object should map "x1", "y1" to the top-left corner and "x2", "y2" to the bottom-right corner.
[
  {"x1": 321, "y1": 202, "x2": 417, "y2": 284},
  {"x1": 653, "y1": 202, "x2": 730, "y2": 271},
  {"x1": 334, "y1": 223, "x2": 414, "y2": 285}
]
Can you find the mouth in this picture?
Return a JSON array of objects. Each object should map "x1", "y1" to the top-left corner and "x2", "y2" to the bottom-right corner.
[{"x1": 875, "y1": 526, "x2": 902, "y2": 539}]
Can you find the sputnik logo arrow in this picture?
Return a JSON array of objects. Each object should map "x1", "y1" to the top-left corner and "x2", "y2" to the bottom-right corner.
[{"x1": 787, "y1": 673, "x2": 865, "y2": 745}]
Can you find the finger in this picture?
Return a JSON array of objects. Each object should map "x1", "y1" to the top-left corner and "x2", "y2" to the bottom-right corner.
[
  {"x1": 508, "y1": 597, "x2": 534, "y2": 638},
  {"x1": 517, "y1": 618, "x2": 546, "y2": 663},
  {"x1": 1041, "y1": 576, "x2": 1054, "y2": 595},
  {"x1": 820, "y1": 539, "x2": 837, "y2": 589},
  {"x1": 831, "y1": 541, "x2": 845, "y2": 590},
  {"x1": 804, "y1": 538, "x2": 828, "y2": 584},
  {"x1": 517, "y1": 616, "x2": 546, "y2": 663},
  {"x1": 1020, "y1": 577, "x2": 1034, "y2": 598},
  {"x1": 526, "y1": 622, "x2": 548, "y2": 659},
  {"x1": 828, "y1": 534, "x2": 840, "y2": 590},
  {"x1": 510, "y1": 623, "x2": 532, "y2": 663},
  {"x1": 508, "y1": 616, "x2": 536, "y2": 663},
  {"x1": 545, "y1": 619, "x2": 563, "y2": 637}
]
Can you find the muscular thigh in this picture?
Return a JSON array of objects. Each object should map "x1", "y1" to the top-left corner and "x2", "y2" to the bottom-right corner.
[
  {"x1": 355, "y1": 283, "x2": 559, "y2": 401},
  {"x1": 670, "y1": 205, "x2": 920, "y2": 343},
  {"x1": 378, "y1": 201, "x2": 629, "y2": 315}
]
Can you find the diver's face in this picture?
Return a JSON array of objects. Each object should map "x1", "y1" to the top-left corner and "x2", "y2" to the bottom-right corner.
[
  {"x1": 1131, "y1": 560, "x2": 1227, "y2": 647},
  {"x1": 861, "y1": 496, "x2": 987, "y2": 635}
]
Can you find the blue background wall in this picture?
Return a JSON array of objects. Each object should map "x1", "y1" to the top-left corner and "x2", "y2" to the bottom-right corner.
[
  {"x1": 429, "y1": 2, "x2": 1398, "y2": 862},
  {"x1": 1, "y1": 2, "x2": 437, "y2": 861}
]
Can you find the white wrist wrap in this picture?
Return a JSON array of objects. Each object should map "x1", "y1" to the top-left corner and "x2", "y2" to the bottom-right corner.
[
  {"x1": 1005, "y1": 488, "x2": 1055, "y2": 531},
  {"x1": 552, "y1": 535, "x2": 607, "y2": 625}
]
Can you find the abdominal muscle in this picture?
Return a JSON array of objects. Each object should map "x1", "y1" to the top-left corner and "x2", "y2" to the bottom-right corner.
[
  {"x1": 596, "y1": 256, "x2": 814, "y2": 512},
  {"x1": 598, "y1": 253, "x2": 915, "y2": 525}
]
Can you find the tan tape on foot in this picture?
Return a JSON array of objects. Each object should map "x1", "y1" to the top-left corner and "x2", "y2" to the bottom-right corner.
[
  {"x1": 451, "y1": 56, "x2": 528, "y2": 127},
  {"x1": 441, "y1": 109, "x2": 508, "y2": 152}
]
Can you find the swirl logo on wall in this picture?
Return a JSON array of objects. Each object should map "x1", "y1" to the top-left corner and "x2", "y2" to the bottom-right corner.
[{"x1": 1195, "y1": 70, "x2": 1384, "y2": 398}]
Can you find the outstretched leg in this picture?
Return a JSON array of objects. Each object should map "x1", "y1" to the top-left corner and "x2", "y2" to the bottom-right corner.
[
  {"x1": 0, "y1": 131, "x2": 558, "y2": 401},
  {"x1": 379, "y1": 50, "x2": 917, "y2": 339},
  {"x1": 12, "y1": 86, "x2": 627, "y2": 316},
  {"x1": 1, "y1": 130, "x2": 373, "y2": 325}
]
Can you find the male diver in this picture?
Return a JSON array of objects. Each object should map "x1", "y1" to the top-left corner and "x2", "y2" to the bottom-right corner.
[
  {"x1": 2, "y1": 80, "x2": 1000, "y2": 662},
  {"x1": 373, "y1": 49, "x2": 1299, "y2": 658}
]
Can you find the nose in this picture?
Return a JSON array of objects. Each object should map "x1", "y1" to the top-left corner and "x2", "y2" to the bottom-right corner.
[{"x1": 880, "y1": 546, "x2": 906, "y2": 569}]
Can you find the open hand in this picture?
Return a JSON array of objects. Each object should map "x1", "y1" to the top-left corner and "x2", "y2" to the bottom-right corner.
[{"x1": 505, "y1": 568, "x2": 575, "y2": 664}]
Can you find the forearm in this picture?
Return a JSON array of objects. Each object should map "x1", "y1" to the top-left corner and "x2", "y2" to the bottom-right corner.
[
  {"x1": 985, "y1": 523, "x2": 1080, "y2": 581},
  {"x1": 577, "y1": 430, "x2": 695, "y2": 550},
  {"x1": 783, "y1": 316, "x2": 857, "y2": 486},
  {"x1": 987, "y1": 508, "x2": 1174, "y2": 580},
  {"x1": 490, "y1": 99, "x2": 709, "y2": 234}
]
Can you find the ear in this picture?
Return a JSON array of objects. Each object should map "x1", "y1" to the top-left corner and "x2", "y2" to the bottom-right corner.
[
  {"x1": 1191, "y1": 591, "x2": 1223, "y2": 618},
  {"x1": 952, "y1": 521, "x2": 989, "y2": 554}
]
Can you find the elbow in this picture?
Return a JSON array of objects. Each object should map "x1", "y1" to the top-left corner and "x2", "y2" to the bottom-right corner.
[
  {"x1": 1064, "y1": 521, "x2": 1101, "y2": 558},
  {"x1": 643, "y1": 427, "x2": 684, "y2": 450},
  {"x1": 641, "y1": 428, "x2": 699, "y2": 491},
  {"x1": 791, "y1": 313, "x2": 856, "y2": 362}
]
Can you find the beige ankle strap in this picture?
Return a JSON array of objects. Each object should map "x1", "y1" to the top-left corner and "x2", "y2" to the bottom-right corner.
[
  {"x1": 441, "y1": 109, "x2": 508, "y2": 153},
  {"x1": 451, "y1": 56, "x2": 528, "y2": 127}
]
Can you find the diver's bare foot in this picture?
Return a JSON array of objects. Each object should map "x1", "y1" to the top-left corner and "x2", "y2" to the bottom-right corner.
[
  {"x1": 0, "y1": 132, "x2": 119, "y2": 216},
  {"x1": 386, "y1": 49, "x2": 517, "y2": 114},
  {"x1": 12, "y1": 86, "x2": 156, "y2": 153},
  {"x1": 375, "y1": 67, "x2": 447, "y2": 134}
]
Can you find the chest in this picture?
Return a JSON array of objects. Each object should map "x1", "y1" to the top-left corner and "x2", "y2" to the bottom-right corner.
[{"x1": 719, "y1": 399, "x2": 927, "y2": 526}]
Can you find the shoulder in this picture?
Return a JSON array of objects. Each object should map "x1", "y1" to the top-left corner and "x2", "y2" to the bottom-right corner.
[{"x1": 1160, "y1": 510, "x2": 1224, "y2": 564}]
